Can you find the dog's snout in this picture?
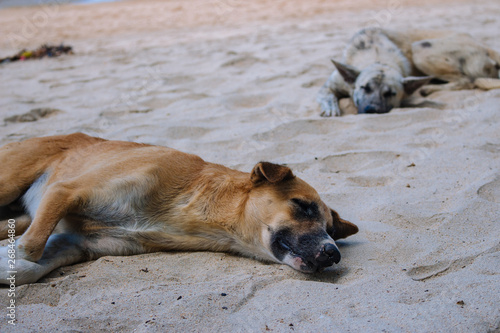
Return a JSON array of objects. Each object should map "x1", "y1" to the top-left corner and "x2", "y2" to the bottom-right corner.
[
  {"x1": 323, "y1": 243, "x2": 341, "y2": 264},
  {"x1": 363, "y1": 105, "x2": 379, "y2": 113},
  {"x1": 323, "y1": 243, "x2": 340, "y2": 259},
  {"x1": 317, "y1": 243, "x2": 341, "y2": 266}
]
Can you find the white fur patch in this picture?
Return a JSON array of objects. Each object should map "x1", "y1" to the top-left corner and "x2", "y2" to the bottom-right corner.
[
  {"x1": 22, "y1": 173, "x2": 49, "y2": 218},
  {"x1": 282, "y1": 253, "x2": 305, "y2": 271}
]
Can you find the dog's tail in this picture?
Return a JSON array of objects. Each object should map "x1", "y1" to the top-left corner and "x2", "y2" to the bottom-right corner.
[
  {"x1": 0, "y1": 133, "x2": 104, "y2": 207},
  {"x1": 474, "y1": 78, "x2": 500, "y2": 90}
]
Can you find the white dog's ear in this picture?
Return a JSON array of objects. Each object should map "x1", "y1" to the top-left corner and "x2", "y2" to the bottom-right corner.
[
  {"x1": 403, "y1": 76, "x2": 433, "y2": 95},
  {"x1": 251, "y1": 162, "x2": 294, "y2": 184},
  {"x1": 485, "y1": 50, "x2": 500, "y2": 78},
  {"x1": 331, "y1": 59, "x2": 360, "y2": 84}
]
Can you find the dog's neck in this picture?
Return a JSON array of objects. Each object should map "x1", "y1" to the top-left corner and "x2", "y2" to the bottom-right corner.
[
  {"x1": 144, "y1": 162, "x2": 273, "y2": 261},
  {"x1": 175, "y1": 163, "x2": 270, "y2": 256},
  {"x1": 205, "y1": 165, "x2": 277, "y2": 259},
  {"x1": 194, "y1": 164, "x2": 252, "y2": 224}
]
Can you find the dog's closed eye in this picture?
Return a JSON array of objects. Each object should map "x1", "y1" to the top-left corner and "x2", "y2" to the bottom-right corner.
[
  {"x1": 361, "y1": 85, "x2": 373, "y2": 94},
  {"x1": 383, "y1": 90, "x2": 396, "y2": 98},
  {"x1": 291, "y1": 198, "x2": 320, "y2": 220}
]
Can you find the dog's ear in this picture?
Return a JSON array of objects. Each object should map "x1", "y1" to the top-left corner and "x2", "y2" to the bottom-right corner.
[
  {"x1": 328, "y1": 209, "x2": 359, "y2": 240},
  {"x1": 331, "y1": 59, "x2": 360, "y2": 84},
  {"x1": 251, "y1": 162, "x2": 294, "y2": 184},
  {"x1": 402, "y1": 76, "x2": 433, "y2": 95},
  {"x1": 485, "y1": 49, "x2": 500, "y2": 77}
]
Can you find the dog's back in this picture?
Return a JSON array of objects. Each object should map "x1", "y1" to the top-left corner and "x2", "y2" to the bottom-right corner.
[
  {"x1": 0, "y1": 133, "x2": 104, "y2": 208},
  {"x1": 343, "y1": 28, "x2": 412, "y2": 76}
]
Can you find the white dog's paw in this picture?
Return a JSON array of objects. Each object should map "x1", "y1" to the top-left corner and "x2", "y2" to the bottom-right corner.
[
  {"x1": 0, "y1": 246, "x2": 16, "y2": 284},
  {"x1": 318, "y1": 97, "x2": 341, "y2": 117},
  {"x1": 0, "y1": 246, "x2": 43, "y2": 285},
  {"x1": 320, "y1": 106, "x2": 342, "y2": 117},
  {"x1": 419, "y1": 85, "x2": 440, "y2": 97},
  {"x1": 320, "y1": 107, "x2": 333, "y2": 117},
  {"x1": 0, "y1": 238, "x2": 33, "y2": 261}
]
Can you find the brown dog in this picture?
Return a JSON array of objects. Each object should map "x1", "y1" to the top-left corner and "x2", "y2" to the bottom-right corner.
[{"x1": 0, "y1": 133, "x2": 358, "y2": 285}]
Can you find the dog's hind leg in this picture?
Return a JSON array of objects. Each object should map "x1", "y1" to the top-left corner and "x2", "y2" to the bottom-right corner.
[
  {"x1": 0, "y1": 133, "x2": 103, "y2": 207},
  {"x1": 0, "y1": 215, "x2": 31, "y2": 239},
  {"x1": 419, "y1": 78, "x2": 475, "y2": 97},
  {"x1": 0, "y1": 141, "x2": 33, "y2": 207},
  {"x1": 1, "y1": 228, "x2": 147, "y2": 285},
  {"x1": 0, "y1": 233, "x2": 86, "y2": 285},
  {"x1": 0, "y1": 138, "x2": 59, "y2": 207},
  {"x1": 474, "y1": 78, "x2": 500, "y2": 90},
  {"x1": 16, "y1": 179, "x2": 90, "y2": 262}
]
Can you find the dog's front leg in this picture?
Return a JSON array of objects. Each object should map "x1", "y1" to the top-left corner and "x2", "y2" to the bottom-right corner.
[
  {"x1": 17, "y1": 183, "x2": 81, "y2": 262},
  {"x1": 0, "y1": 233, "x2": 86, "y2": 285},
  {"x1": 317, "y1": 90, "x2": 342, "y2": 117},
  {"x1": 317, "y1": 73, "x2": 344, "y2": 117}
]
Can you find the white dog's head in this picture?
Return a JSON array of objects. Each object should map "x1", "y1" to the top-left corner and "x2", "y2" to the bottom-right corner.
[{"x1": 332, "y1": 60, "x2": 431, "y2": 114}]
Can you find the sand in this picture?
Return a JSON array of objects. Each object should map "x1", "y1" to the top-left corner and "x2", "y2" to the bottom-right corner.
[{"x1": 0, "y1": 0, "x2": 499, "y2": 331}]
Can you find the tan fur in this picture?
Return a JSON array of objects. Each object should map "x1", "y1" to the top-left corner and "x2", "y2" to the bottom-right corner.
[
  {"x1": 409, "y1": 32, "x2": 500, "y2": 96},
  {"x1": 0, "y1": 133, "x2": 358, "y2": 285}
]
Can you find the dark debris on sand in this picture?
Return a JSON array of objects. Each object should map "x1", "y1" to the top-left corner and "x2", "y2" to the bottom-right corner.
[{"x1": 0, "y1": 44, "x2": 73, "y2": 64}]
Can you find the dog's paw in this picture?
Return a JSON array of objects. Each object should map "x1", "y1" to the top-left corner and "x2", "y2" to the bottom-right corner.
[
  {"x1": 320, "y1": 105, "x2": 341, "y2": 117},
  {"x1": 419, "y1": 87, "x2": 434, "y2": 97},
  {"x1": 318, "y1": 95, "x2": 341, "y2": 117},
  {"x1": 320, "y1": 108, "x2": 334, "y2": 117},
  {"x1": 0, "y1": 246, "x2": 16, "y2": 284},
  {"x1": 0, "y1": 245, "x2": 42, "y2": 285},
  {"x1": 14, "y1": 237, "x2": 45, "y2": 262}
]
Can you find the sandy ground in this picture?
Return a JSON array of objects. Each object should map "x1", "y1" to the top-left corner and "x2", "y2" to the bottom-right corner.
[{"x1": 0, "y1": 0, "x2": 499, "y2": 332}]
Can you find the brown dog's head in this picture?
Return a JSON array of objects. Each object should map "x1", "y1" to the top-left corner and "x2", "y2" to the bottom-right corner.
[{"x1": 248, "y1": 162, "x2": 358, "y2": 273}]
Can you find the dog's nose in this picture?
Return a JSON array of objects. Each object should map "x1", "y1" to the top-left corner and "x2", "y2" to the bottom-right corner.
[
  {"x1": 316, "y1": 243, "x2": 341, "y2": 266},
  {"x1": 363, "y1": 105, "x2": 379, "y2": 113},
  {"x1": 323, "y1": 243, "x2": 341, "y2": 264}
]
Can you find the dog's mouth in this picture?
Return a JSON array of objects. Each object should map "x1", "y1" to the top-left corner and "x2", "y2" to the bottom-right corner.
[
  {"x1": 358, "y1": 104, "x2": 392, "y2": 114},
  {"x1": 274, "y1": 238, "x2": 337, "y2": 273}
]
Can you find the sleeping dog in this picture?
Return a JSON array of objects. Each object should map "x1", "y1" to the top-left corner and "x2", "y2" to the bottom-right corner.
[
  {"x1": 318, "y1": 28, "x2": 500, "y2": 116},
  {"x1": 0, "y1": 133, "x2": 358, "y2": 285}
]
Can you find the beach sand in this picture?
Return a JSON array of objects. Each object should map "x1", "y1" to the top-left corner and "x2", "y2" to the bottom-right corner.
[{"x1": 0, "y1": 0, "x2": 499, "y2": 331}]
